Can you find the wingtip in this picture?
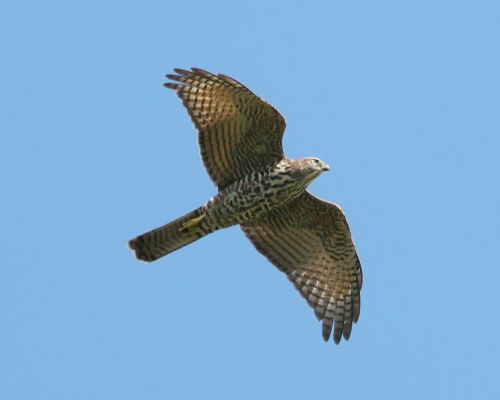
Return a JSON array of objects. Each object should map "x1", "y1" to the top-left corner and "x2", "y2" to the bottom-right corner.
[
  {"x1": 172, "y1": 68, "x2": 191, "y2": 76},
  {"x1": 322, "y1": 322, "x2": 332, "y2": 342},
  {"x1": 322, "y1": 320, "x2": 347, "y2": 344},
  {"x1": 164, "y1": 82, "x2": 178, "y2": 90},
  {"x1": 190, "y1": 67, "x2": 213, "y2": 77},
  {"x1": 342, "y1": 324, "x2": 353, "y2": 341}
]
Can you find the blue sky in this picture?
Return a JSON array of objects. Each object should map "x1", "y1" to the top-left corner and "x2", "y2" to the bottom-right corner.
[{"x1": 2, "y1": 1, "x2": 499, "y2": 399}]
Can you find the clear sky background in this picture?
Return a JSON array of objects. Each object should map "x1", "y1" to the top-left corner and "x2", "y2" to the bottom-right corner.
[{"x1": 2, "y1": 1, "x2": 499, "y2": 399}]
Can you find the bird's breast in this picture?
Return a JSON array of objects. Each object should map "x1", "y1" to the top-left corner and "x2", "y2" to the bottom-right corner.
[{"x1": 206, "y1": 169, "x2": 305, "y2": 226}]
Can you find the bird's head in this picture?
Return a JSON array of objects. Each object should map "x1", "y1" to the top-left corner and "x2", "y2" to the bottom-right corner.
[
  {"x1": 287, "y1": 157, "x2": 330, "y2": 186},
  {"x1": 305, "y1": 157, "x2": 330, "y2": 173}
]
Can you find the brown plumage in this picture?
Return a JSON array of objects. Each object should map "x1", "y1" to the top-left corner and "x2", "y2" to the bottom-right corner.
[{"x1": 129, "y1": 68, "x2": 362, "y2": 344}]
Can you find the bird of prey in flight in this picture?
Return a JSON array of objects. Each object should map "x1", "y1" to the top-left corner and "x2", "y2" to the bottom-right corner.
[{"x1": 129, "y1": 68, "x2": 362, "y2": 344}]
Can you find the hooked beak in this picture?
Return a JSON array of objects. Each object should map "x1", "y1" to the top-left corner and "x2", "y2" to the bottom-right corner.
[{"x1": 322, "y1": 163, "x2": 330, "y2": 172}]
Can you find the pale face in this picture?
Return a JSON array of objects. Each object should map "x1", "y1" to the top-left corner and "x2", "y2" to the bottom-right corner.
[
  {"x1": 289, "y1": 157, "x2": 330, "y2": 186},
  {"x1": 306, "y1": 157, "x2": 330, "y2": 172}
]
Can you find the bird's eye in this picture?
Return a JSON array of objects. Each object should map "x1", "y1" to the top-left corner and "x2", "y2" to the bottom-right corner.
[{"x1": 312, "y1": 159, "x2": 319, "y2": 165}]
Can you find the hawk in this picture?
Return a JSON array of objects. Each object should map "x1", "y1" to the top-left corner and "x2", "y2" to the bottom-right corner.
[{"x1": 129, "y1": 68, "x2": 362, "y2": 344}]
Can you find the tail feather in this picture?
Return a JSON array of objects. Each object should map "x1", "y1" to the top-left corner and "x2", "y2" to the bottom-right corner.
[{"x1": 129, "y1": 206, "x2": 214, "y2": 262}]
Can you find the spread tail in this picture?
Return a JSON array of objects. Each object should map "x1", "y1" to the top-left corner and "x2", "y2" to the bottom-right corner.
[{"x1": 129, "y1": 206, "x2": 215, "y2": 262}]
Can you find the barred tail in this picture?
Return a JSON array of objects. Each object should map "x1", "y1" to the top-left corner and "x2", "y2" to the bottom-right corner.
[{"x1": 128, "y1": 206, "x2": 215, "y2": 262}]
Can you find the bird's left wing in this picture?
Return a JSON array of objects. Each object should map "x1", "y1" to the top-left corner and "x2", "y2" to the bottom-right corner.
[{"x1": 241, "y1": 192, "x2": 362, "y2": 343}]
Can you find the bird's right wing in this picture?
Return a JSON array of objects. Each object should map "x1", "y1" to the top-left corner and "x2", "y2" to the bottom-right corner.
[
  {"x1": 241, "y1": 192, "x2": 362, "y2": 344},
  {"x1": 165, "y1": 68, "x2": 286, "y2": 189}
]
